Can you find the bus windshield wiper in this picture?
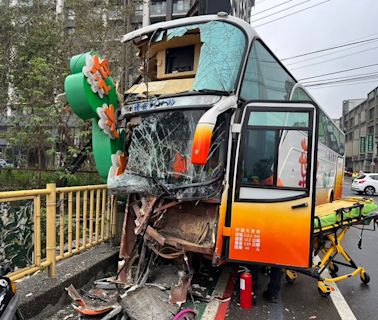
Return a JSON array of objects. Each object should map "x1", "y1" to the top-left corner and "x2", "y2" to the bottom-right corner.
[{"x1": 195, "y1": 89, "x2": 231, "y2": 96}]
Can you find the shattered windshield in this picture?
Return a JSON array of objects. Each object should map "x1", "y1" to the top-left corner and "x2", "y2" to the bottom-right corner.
[
  {"x1": 109, "y1": 110, "x2": 227, "y2": 199},
  {"x1": 125, "y1": 21, "x2": 246, "y2": 100}
]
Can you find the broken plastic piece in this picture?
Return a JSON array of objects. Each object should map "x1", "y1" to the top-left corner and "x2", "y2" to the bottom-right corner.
[
  {"x1": 65, "y1": 284, "x2": 86, "y2": 307},
  {"x1": 72, "y1": 305, "x2": 114, "y2": 316}
]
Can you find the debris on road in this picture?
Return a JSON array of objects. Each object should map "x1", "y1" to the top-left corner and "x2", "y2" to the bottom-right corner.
[{"x1": 65, "y1": 284, "x2": 119, "y2": 317}]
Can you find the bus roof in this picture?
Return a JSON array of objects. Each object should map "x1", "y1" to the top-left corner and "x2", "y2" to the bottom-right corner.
[{"x1": 121, "y1": 14, "x2": 257, "y2": 43}]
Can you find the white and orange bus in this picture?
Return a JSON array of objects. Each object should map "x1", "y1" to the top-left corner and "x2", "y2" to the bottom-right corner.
[{"x1": 67, "y1": 13, "x2": 345, "y2": 275}]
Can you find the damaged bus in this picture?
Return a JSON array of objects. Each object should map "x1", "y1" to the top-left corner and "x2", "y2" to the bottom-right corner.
[{"x1": 65, "y1": 13, "x2": 345, "y2": 292}]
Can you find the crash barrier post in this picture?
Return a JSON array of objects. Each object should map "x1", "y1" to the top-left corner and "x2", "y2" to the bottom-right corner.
[{"x1": 0, "y1": 184, "x2": 117, "y2": 281}]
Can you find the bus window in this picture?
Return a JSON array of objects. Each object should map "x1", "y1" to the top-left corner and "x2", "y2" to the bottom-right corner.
[
  {"x1": 248, "y1": 111, "x2": 309, "y2": 127},
  {"x1": 240, "y1": 40, "x2": 296, "y2": 101},
  {"x1": 241, "y1": 129, "x2": 276, "y2": 185},
  {"x1": 239, "y1": 110, "x2": 311, "y2": 196},
  {"x1": 291, "y1": 87, "x2": 313, "y2": 101}
]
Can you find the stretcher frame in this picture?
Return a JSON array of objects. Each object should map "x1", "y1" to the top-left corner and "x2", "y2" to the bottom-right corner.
[{"x1": 285, "y1": 203, "x2": 378, "y2": 296}]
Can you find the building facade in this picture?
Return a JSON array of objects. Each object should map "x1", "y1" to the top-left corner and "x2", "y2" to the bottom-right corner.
[{"x1": 342, "y1": 86, "x2": 378, "y2": 172}]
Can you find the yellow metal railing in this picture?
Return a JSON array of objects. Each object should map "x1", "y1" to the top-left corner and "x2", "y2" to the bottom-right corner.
[{"x1": 0, "y1": 183, "x2": 117, "y2": 281}]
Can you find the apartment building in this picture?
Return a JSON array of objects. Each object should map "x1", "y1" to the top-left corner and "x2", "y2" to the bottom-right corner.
[{"x1": 342, "y1": 86, "x2": 378, "y2": 172}]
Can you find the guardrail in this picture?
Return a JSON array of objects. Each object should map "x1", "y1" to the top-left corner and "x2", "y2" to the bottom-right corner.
[{"x1": 0, "y1": 184, "x2": 117, "y2": 281}]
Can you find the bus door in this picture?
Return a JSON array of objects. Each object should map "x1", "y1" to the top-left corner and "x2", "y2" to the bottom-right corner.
[
  {"x1": 334, "y1": 156, "x2": 344, "y2": 200},
  {"x1": 227, "y1": 102, "x2": 317, "y2": 268}
]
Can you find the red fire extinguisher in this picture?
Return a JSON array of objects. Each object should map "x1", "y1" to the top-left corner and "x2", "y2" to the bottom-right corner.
[{"x1": 240, "y1": 267, "x2": 253, "y2": 309}]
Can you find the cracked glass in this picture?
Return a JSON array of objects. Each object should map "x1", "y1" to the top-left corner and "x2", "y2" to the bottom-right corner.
[
  {"x1": 109, "y1": 110, "x2": 227, "y2": 199},
  {"x1": 125, "y1": 21, "x2": 246, "y2": 102}
]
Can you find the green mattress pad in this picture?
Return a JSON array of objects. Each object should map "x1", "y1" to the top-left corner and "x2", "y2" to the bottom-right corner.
[{"x1": 314, "y1": 202, "x2": 378, "y2": 229}]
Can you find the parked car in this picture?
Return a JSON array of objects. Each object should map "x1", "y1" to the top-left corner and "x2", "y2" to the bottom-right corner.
[
  {"x1": 351, "y1": 173, "x2": 378, "y2": 195},
  {"x1": 0, "y1": 159, "x2": 14, "y2": 169},
  {"x1": 344, "y1": 170, "x2": 353, "y2": 177}
]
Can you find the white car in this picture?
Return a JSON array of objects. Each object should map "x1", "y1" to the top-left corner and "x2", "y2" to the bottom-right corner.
[{"x1": 351, "y1": 173, "x2": 378, "y2": 196}]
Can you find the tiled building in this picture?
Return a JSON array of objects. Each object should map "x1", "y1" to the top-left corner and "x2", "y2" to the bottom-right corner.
[{"x1": 342, "y1": 86, "x2": 378, "y2": 172}]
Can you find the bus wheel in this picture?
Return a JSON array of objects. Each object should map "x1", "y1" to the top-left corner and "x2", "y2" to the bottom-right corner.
[{"x1": 364, "y1": 186, "x2": 375, "y2": 196}]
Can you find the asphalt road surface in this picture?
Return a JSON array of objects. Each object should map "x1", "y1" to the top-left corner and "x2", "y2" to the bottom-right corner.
[{"x1": 227, "y1": 177, "x2": 378, "y2": 320}]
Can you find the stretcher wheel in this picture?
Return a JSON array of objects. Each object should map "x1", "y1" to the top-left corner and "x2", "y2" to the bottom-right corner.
[
  {"x1": 317, "y1": 287, "x2": 331, "y2": 297},
  {"x1": 328, "y1": 263, "x2": 339, "y2": 274},
  {"x1": 285, "y1": 270, "x2": 297, "y2": 284},
  {"x1": 317, "y1": 281, "x2": 332, "y2": 297},
  {"x1": 360, "y1": 271, "x2": 370, "y2": 284},
  {"x1": 285, "y1": 274, "x2": 295, "y2": 284}
]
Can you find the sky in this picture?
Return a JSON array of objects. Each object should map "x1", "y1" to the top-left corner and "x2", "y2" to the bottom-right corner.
[{"x1": 250, "y1": 0, "x2": 378, "y2": 119}]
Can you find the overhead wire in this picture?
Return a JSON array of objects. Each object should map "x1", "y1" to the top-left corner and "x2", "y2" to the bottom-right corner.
[
  {"x1": 251, "y1": 0, "x2": 296, "y2": 18},
  {"x1": 306, "y1": 79, "x2": 378, "y2": 89},
  {"x1": 251, "y1": 0, "x2": 311, "y2": 23},
  {"x1": 287, "y1": 44, "x2": 378, "y2": 70},
  {"x1": 285, "y1": 33, "x2": 378, "y2": 65},
  {"x1": 298, "y1": 63, "x2": 378, "y2": 81},
  {"x1": 253, "y1": 0, "x2": 330, "y2": 28},
  {"x1": 303, "y1": 74, "x2": 378, "y2": 87},
  {"x1": 282, "y1": 36, "x2": 378, "y2": 61},
  {"x1": 301, "y1": 71, "x2": 378, "y2": 84}
]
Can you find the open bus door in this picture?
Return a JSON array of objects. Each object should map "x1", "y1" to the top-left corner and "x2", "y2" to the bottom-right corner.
[{"x1": 227, "y1": 102, "x2": 317, "y2": 268}]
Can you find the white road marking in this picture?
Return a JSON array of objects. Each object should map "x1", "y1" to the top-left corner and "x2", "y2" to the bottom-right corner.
[
  {"x1": 313, "y1": 256, "x2": 357, "y2": 320},
  {"x1": 202, "y1": 265, "x2": 232, "y2": 320}
]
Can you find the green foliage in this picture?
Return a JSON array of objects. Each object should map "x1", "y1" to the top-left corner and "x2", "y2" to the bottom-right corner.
[
  {"x1": 2, "y1": 0, "x2": 137, "y2": 171},
  {"x1": 0, "y1": 202, "x2": 34, "y2": 269},
  {"x1": 0, "y1": 169, "x2": 102, "y2": 191}
]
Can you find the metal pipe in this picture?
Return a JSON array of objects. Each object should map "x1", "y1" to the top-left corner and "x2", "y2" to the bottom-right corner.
[
  {"x1": 76, "y1": 191, "x2": 81, "y2": 251},
  {"x1": 101, "y1": 189, "x2": 106, "y2": 240},
  {"x1": 46, "y1": 183, "x2": 57, "y2": 278},
  {"x1": 0, "y1": 189, "x2": 50, "y2": 200},
  {"x1": 34, "y1": 195, "x2": 41, "y2": 266},
  {"x1": 68, "y1": 192, "x2": 73, "y2": 254}
]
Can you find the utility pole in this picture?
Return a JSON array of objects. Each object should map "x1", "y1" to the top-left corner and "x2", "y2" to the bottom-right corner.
[{"x1": 166, "y1": 0, "x2": 173, "y2": 21}]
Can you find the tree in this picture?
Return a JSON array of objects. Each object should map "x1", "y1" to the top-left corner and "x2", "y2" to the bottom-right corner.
[{"x1": 4, "y1": 0, "x2": 138, "y2": 170}]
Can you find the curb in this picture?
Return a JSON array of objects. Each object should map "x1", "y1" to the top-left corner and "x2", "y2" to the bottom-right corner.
[{"x1": 16, "y1": 243, "x2": 119, "y2": 319}]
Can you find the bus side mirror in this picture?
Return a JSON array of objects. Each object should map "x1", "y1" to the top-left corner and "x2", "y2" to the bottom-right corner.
[
  {"x1": 190, "y1": 95, "x2": 237, "y2": 165},
  {"x1": 191, "y1": 123, "x2": 214, "y2": 165}
]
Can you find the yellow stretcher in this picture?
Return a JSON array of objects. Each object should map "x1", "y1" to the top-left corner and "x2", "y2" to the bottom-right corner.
[{"x1": 285, "y1": 197, "x2": 378, "y2": 296}]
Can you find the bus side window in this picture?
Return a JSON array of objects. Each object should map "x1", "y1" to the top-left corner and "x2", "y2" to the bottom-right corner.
[
  {"x1": 241, "y1": 129, "x2": 276, "y2": 185},
  {"x1": 239, "y1": 110, "x2": 311, "y2": 192},
  {"x1": 240, "y1": 40, "x2": 296, "y2": 101}
]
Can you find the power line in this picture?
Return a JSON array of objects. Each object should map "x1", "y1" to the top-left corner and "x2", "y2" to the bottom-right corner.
[
  {"x1": 254, "y1": 0, "x2": 330, "y2": 28},
  {"x1": 251, "y1": 0, "x2": 303, "y2": 20},
  {"x1": 253, "y1": 0, "x2": 293, "y2": 16},
  {"x1": 281, "y1": 36, "x2": 378, "y2": 61},
  {"x1": 301, "y1": 71, "x2": 378, "y2": 84},
  {"x1": 305, "y1": 79, "x2": 378, "y2": 89},
  {"x1": 255, "y1": 0, "x2": 271, "y2": 3},
  {"x1": 304, "y1": 74, "x2": 378, "y2": 87},
  {"x1": 298, "y1": 63, "x2": 378, "y2": 81},
  {"x1": 285, "y1": 40, "x2": 378, "y2": 66},
  {"x1": 289, "y1": 45, "x2": 378, "y2": 70}
]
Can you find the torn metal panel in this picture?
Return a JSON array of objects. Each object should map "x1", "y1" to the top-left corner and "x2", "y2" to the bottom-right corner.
[
  {"x1": 169, "y1": 272, "x2": 192, "y2": 305},
  {"x1": 126, "y1": 78, "x2": 195, "y2": 96}
]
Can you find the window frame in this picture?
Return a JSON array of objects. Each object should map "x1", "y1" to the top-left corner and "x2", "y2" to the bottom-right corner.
[{"x1": 235, "y1": 106, "x2": 314, "y2": 202}]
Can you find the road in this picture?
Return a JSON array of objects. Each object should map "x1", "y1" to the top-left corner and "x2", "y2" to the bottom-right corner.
[
  {"x1": 49, "y1": 178, "x2": 377, "y2": 320},
  {"x1": 226, "y1": 177, "x2": 378, "y2": 320}
]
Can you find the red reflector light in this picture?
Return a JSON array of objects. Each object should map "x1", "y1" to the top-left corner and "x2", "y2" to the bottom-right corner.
[{"x1": 358, "y1": 180, "x2": 366, "y2": 184}]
